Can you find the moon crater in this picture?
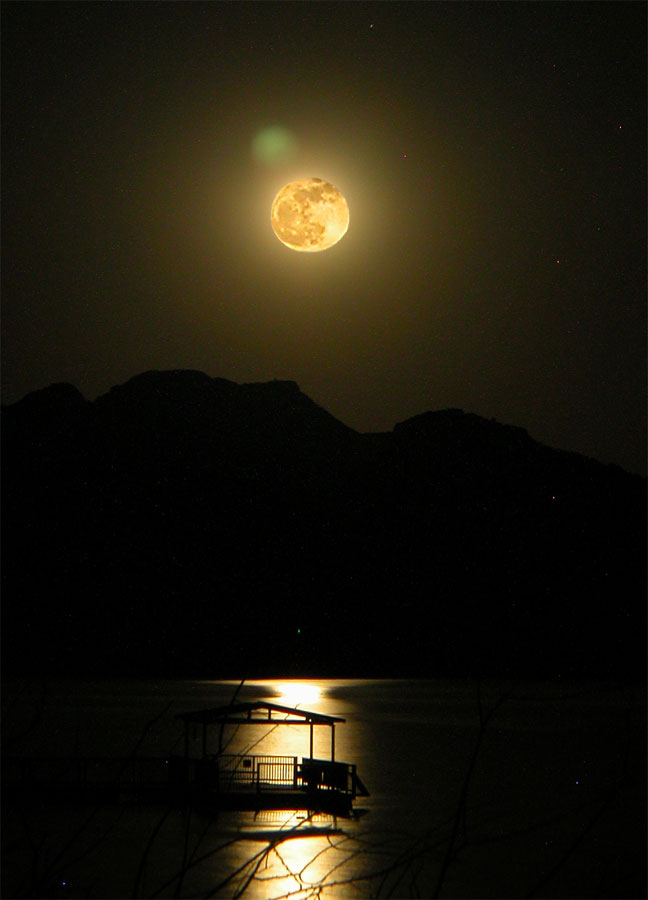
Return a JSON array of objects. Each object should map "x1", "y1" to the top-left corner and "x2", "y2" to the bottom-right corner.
[{"x1": 271, "y1": 178, "x2": 349, "y2": 252}]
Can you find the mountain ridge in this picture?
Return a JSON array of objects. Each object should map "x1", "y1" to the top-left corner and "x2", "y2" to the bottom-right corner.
[
  {"x1": 5, "y1": 370, "x2": 642, "y2": 476},
  {"x1": 2, "y1": 370, "x2": 645, "y2": 680}
]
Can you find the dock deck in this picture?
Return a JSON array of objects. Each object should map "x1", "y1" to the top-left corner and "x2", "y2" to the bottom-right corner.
[
  {"x1": 3, "y1": 699, "x2": 369, "y2": 814},
  {"x1": 2, "y1": 752, "x2": 368, "y2": 813}
]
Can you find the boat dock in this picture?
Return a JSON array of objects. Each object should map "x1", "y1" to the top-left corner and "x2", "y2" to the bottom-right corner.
[
  {"x1": 174, "y1": 700, "x2": 369, "y2": 812},
  {"x1": 2, "y1": 700, "x2": 369, "y2": 814}
]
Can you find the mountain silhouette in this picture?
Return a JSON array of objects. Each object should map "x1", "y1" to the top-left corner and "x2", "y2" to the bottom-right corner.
[{"x1": 2, "y1": 371, "x2": 645, "y2": 679}]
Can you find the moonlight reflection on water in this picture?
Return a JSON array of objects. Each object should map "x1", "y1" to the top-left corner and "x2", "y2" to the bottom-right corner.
[
  {"x1": 1, "y1": 678, "x2": 645, "y2": 898},
  {"x1": 273, "y1": 681, "x2": 323, "y2": 708}
]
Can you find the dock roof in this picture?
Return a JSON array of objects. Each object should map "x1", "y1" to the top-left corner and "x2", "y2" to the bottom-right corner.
[{"x1": 177, "y1": 700, "x2": 345, "y2": 727}]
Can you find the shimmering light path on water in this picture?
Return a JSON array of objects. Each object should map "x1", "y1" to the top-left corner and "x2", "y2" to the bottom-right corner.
[{"x1": 2, "y1": 678, "x2": 645, "y2": 898}]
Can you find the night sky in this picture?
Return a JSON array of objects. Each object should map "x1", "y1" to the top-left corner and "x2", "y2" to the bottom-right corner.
[{"x1": 2, "y1": 2, "x2": 646, "y2": 475}]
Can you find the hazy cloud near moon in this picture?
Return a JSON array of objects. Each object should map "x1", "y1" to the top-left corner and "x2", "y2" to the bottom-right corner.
[{"x1": 251, "y1": 126, "x2": 299, "y2": 166}]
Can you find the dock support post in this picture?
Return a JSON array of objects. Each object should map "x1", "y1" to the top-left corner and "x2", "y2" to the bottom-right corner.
[
  {"x1": 331, "y1": 724, "x2": 335, "y2": 761},
  {"x1": 309, "y1": 722, "x2": 313, "y2": 759}
]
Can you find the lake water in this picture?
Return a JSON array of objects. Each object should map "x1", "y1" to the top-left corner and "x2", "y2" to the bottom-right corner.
[{"x1": 2, "y1": 677, "x2": 645, "y2": 898}]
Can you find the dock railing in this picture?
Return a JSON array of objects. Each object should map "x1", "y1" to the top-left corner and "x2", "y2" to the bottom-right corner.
[
  {"x1": 211, "y1": 754, "x2": 298, "y2": 792},
  {"x1": 4, "y1": 754, "x2": 368, "y2": 800},
  {"x1": 197, "y1": 755, "x2": 361, "y2": 797}
]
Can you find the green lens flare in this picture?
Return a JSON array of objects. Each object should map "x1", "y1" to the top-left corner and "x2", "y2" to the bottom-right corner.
[{"x1": 251, "y1": 126, "x2": 298, "y2": 166}]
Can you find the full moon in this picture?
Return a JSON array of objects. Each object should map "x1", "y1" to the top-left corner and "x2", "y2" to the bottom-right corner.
[{"x1": 271, "y1": 178, "x2": 349, "y2": 252}]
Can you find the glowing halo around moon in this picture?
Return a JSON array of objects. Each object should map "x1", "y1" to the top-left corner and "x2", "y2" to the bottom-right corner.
[{"x1": 271, "y1": 178, "x2": 349, "y2": 252}]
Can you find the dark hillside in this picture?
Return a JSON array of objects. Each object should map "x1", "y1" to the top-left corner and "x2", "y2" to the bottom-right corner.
[{"x1": 2, "y1": 371, "x2": 645, "y2": 679}]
